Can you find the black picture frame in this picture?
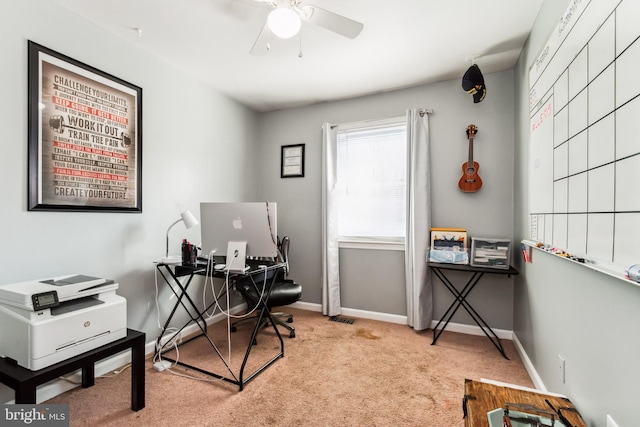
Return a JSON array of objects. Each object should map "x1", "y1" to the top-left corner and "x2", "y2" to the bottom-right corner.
[
  {"x1": 281, "y1": 144, "x2": 305, "y2": 178},
  {"x1": 27, "y1": 41, "x2": 143, "y2": 212}
]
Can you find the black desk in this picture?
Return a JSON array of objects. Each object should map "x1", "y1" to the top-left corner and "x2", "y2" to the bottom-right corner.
[
  {"x1": 154, "y1": 260, "x2": 286, "y2": 391},
  {"x1": 0, "y1": 328, "x2": 145, "y2": 411},
  {"x1": 429, "y1": 263, "x2": 519, "y2": 359}
]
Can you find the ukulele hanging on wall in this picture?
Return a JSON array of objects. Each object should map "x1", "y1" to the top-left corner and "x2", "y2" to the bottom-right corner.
[{"x1": 458, "y1": 124, "x2": 482, "y2": 192}]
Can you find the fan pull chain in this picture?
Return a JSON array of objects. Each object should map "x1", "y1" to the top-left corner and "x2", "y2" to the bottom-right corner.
[
  {"x1": 267, "y1": 28, "x2": 271, "y2": 51},
  {"x1": 298, "y1": 28, "x2": 303, "y2": 58}
]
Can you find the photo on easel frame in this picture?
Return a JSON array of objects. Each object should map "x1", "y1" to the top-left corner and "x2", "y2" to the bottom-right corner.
[{"x1": 430, "y1": 228, "x2": 467, "y2": 251}]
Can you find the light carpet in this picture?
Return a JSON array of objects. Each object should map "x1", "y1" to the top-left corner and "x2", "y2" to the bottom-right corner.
[{"x1": 46, "y1": 308, "x2": 533, "y2": 426}]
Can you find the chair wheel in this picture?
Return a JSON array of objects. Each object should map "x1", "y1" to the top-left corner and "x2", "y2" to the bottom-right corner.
[
  {"x1": 230, "y1": 326, "x2": 237, "y2": 333},
  {"x1": 289, "y1": 331, "x2": 295, "y2": 338},
  {"x1": 286, "y1": 317, "x2": 294, "y2": 323}
]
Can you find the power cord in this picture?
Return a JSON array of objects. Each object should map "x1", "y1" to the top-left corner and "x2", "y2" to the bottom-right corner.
[
  {"x1": 153, "y1": 328, "x2": 182, "y2": 371},
  {"x1": 153, "y1": 264, "x2": 191, "y2": 370},
  {"x1": 199, "y1": 251, "x2": 271, "y2": 368},
  {"x1": 58, "y1": 353, "x2": 156, "y2": 384},
  {"x1": 202, "y1": 252, "x2": 268, "y2": 319}
]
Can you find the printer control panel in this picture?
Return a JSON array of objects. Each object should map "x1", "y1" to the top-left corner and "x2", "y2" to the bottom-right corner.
[{"x1": 31, "y1": 291, "x2": 59, "y2": 311}]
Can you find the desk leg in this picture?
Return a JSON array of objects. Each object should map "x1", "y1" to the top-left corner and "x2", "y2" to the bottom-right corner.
[
  {"x1": 155, "y1": 265, "x2": 208, "y2": 357},
  {"x1": 431, "y1": 269, "x2": 509, "y2": 359},
  {"x1": 130, "y1": 332, "x2": 145, "y2": 411},
  {"x1": 431, "y1": 270, "x2": 483, "y2": 344},
  {"x1": 157, "y1": 266, "x2": 207, "y2": 330},
  {"x1": 237, "y1": 273, "x2": 285, "y2": 391}
]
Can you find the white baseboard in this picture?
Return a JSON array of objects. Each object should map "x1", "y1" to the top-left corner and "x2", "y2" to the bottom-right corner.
[
  {"x1": 340, "y1": 307, "x2": 408, "y2": 325},
  {"x1": 512, "y1": 332, "x2": 546, "y2": 391},
  {"x1": 292, "y1": 302, "x2": 514, "y2": 338},
  {"x1": 429, "y1": 319, "x2": 513, "y2": 340},
  {"x1": 290, "y1": 301, "x2": 321, "y2": 312},
  {"x1": 291, "y1": 302, "x2": 407, "y2": 324}
]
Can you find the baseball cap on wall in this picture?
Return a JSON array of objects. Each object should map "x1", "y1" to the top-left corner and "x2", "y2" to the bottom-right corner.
[{"x1": 462, "y1": 64, "x2": 486, "y2": 103}]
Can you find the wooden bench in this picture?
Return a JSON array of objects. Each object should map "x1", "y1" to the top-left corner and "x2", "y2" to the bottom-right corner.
[{"x1": 0, "y1": 328, "x2": 145, "y2": 411}]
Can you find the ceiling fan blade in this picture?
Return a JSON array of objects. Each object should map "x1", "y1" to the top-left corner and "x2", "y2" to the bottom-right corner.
[
  {"x1": 250, "y1": 22, "x2": 270, "y2": 55},
  {"x1": 302, "y1": 5, "x2": 363, "y2": 39}
]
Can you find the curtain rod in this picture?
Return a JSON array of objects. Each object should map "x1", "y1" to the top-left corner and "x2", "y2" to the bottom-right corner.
[{"x1": 329, "y1": 109, "x2": 434, "y2": 129}]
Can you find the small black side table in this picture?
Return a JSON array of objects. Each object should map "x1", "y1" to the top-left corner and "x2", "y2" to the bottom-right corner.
[
  {"x1": 0, "y1": 328, "x2": 145, "y2": 411},
  {"x1": 429, "y1": 263, "x2": 519, "y2": 359}
]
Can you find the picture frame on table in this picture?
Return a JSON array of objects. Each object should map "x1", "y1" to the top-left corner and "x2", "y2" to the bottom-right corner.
[
  {"x1": 281, "y1": 144, "x2": 305, "y2": 178},
  {"x1": 27, "y1": 41, "x2": 143, "y2": 212},
  {"x1": 429, "y1": 228, "x2": 469, "y2": 264},
  {"x1": 430, "y1": 228, "x2": 467, "y2": 251}
]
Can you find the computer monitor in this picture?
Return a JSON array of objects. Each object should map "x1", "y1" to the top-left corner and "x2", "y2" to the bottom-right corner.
[{"x1": 200, "y1": 202, "x2": 278, "y2": 258}]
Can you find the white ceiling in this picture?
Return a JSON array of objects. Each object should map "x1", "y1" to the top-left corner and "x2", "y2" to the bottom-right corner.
[{"x1": 50, "y1": 0, "x2": 544, "y2": 112}]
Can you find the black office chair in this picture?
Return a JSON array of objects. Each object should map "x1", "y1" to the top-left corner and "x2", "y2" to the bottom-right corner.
[{"x1": 231, "y1": 236, "x2": 302, "y2": 338}]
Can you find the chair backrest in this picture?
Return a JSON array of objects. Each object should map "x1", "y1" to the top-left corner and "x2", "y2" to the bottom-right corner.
[
  {"x1": 237, "y1": 236, "x2": 300, "y2": 309},
  {"x1": 279, "y1": 236, "x2": 290, "y2": 275}
]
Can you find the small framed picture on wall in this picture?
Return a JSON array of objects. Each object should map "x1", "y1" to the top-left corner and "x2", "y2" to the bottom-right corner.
[{"x1": 281, "y1": 144, "x2": 305, "y2": 178}]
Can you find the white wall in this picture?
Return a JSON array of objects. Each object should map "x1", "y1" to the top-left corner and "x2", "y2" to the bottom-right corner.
[
  {"x1": 0, "y1": 0, "x2": 258, "y2": 402},
  {"x1": 257, "y1": 69, "x2": 518, "y2": 328},
  {"x1": 514, "y1": 0, "x2": 638, "y2": 425}
]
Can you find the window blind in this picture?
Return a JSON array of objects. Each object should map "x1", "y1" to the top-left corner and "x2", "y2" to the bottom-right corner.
[{"x1": 336, "y1": 121, "x2": 407, "y2": 240}]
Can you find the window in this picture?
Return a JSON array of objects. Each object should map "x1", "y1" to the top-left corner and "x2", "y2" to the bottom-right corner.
[{"x1": 335, "y1": 117, "x2": 407, "y2": 247}]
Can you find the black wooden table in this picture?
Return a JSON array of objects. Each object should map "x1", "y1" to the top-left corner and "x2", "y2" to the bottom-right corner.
[{"x1": 0, "y1": 328, "x2": 145, "y2": 411}]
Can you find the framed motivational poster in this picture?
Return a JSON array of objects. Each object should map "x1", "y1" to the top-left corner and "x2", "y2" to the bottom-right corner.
[{"x1": 27, "y1": 41, "x2": 143, "y2": 212}]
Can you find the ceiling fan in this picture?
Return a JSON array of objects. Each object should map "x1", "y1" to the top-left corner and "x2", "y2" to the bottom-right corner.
[{"x1": 249, "y1": 0, "x2": 364, "y2": 55}]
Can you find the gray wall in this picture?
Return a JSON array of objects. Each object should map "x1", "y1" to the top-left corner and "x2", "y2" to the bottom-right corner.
[
  {"x1": 0, "y1": 0, "x2": 258, "y2": 401},
  {"x1": 257, "y1": 70, "x2": 517, "y2": 328},
  {"x1": 514, "y1": 0, "x2": 637, "y2": 426}
]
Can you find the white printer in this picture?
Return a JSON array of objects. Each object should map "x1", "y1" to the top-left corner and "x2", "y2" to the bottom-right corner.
[{"x1": 0, "y1": 274, "x2": 127, "y2": 370}]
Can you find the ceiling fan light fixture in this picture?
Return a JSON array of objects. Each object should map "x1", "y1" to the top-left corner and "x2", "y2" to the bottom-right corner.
[{"x1": 267, "y1": 7, "x2": 301, "y2": 39}]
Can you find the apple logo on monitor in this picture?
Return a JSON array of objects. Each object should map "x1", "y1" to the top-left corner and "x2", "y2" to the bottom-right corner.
[{"x1": 233, "y1": 217, "x2": 243, "y2": 230}]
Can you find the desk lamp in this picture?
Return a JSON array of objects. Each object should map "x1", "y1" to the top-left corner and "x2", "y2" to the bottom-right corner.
[{"x1": 163, "y1": 210, "x2": 199, "y2": 263}]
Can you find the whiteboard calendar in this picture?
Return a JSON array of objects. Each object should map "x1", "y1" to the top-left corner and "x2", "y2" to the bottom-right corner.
[{"x1": 529, "y1": 0, "x2": 640, "y2": 266}]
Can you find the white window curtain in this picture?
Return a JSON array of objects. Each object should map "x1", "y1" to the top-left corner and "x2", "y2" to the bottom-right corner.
[
  {"x1": 322, "y1": 123, "x2": 341, "y2": 316},
  {"x1": 405, "y1": 108, "x2": 432, "y2": 330},
  {"x1": 322, "y1": 111, "x2": 432, "y2": 325}
]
